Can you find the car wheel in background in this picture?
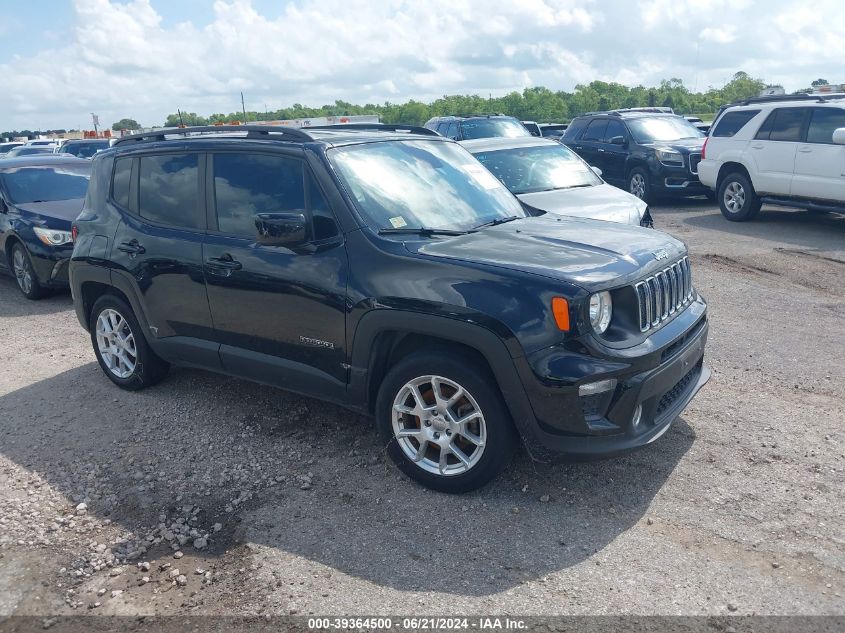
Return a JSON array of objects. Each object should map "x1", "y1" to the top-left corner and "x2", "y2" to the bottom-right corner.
[
  {"x1": 11, "y1": 243, "x2": 49, "y2": 300},
  {"x1": 376, "y1": 352, "x2": 516, "y2": 493},
  {"x1": 89, "y1": 294, "x2": 170, "y2": 390},
  {"x1": 628, "y1": 167, "x2": 651, "y2": 203},
  {"x1": 718, "y1": 172, "x2": 762, "y2": 221}
]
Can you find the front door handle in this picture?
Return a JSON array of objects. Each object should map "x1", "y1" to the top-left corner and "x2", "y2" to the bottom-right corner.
[
  {"x1": 797, "y1": 146, "x2": 813, "y2": 153},
  {"x1": 117, "y1": 239, "x2": 145, "y2": 255},
  {"x1": 750, "y1": 143, "x2": 765, "y2": 150},
  {"x1": 206, "y1": 254, "x2": 242, "y2": 272}
]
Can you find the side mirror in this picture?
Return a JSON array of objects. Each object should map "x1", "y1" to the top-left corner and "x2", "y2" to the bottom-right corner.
[
  {"x1": 609, "y1": 135, "x2": 626, "y2": 146},
  {"x1": 255, "y1": 212, "x2": 307, "y2": 247},
  {"x1": 833, "y1": 127, "x2": 845, "y2": 145},
  {"x1": 591, "y1": 166, "x2": 603, "y2": 178}
]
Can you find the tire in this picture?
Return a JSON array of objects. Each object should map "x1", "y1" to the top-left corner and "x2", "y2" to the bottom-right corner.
[
  {"x1": 89, "y1": 294, "x2": 169, "y2": 390},
  {"x1": 376, "y1": 352, "x2": 517, "y2": 493},
  {"x1": 11, "y1": 243, "x2": 49, "y2": 300},
  {"x1": 627, "y1": 167, "x2": 651, "y2": 203},
  {"x1": 718, "y1": 172, "x2": 762, "y2": 221}
]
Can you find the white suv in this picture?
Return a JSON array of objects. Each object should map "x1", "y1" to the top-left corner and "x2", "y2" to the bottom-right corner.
[{"x1": 698, "y1": 95, "x2": 845, "y2": 221}]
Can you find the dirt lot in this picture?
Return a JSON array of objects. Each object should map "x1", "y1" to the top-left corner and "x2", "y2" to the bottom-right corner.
[{"x1": 0, "y1": 201, "x2": 842, "y2": 620}]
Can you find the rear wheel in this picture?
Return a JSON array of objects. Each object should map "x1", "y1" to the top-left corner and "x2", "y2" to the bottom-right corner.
[
  {"x1": 89, "y1": 295, "x2": 169, "y2": 390},
  {"x1": 376, "y1": 352, "x2": 516, "y2": 493},
  {"x1": 11, "y1": 243, "x2": 49, "y2": 300},
  {"x1": 718, "y1": 172, "x2": 762, "y2": 221}
]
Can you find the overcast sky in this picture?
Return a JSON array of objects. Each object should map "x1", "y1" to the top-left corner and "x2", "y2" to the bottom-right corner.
[{"x1": 1, "y1": 0, "x2": 843, "y2": 130}]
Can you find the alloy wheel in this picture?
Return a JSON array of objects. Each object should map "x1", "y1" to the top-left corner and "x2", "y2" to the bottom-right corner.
[
  {"x1": 630, "y1": 173, "x2": 646, "y2": 199},
  {"x1": 391, "y1": 375, "x2": 487, "y2": 476},
  {"x1": 95, "y1": 308, "x2": 138, "y2": 379},
  {"x1": 12, "y1": 249, "x2": 32, "y2": 295},
  {"x1": 724, "y1": 181, "x2": 746, "y2": 214}
]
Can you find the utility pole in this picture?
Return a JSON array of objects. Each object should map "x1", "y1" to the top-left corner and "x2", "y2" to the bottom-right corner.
[{"x1": 241, "y1": 92, "x2": 247, "y2": 124}]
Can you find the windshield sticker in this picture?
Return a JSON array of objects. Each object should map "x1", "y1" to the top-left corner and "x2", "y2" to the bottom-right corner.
[
  {"x1": 389, "y1": 216, "x2": 408, "y2": 229},
  {"x1": 462, "y1": 164, "x2": 503, "y2": 190}
]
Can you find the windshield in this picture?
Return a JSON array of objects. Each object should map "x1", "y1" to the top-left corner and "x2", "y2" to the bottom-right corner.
[
  {"x1": 61, "y1": 141, "x2": 109, "y2": 158},
  {"x1": 627, "y1": 117, "x2": 704, "y2": 142},
  {"x1": 472, "y1": 144, "x2": 602, "y2": 195},
  {"x1": 328, "y1": 140, "x2": 526, "y2": 232},
  {"x1": 8, "y1": 147, "x2": 52, "y2": 157},
  {"x1": 1, "y1": 164, "x2": 91, "y2": 204},
  {"x1": 461, "y1": 118, "x2": 531, "y2": 140}
]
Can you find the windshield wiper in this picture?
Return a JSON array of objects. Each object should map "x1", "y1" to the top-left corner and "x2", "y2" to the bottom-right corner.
[
  {"x1": 472, "y1": 215, "x2": 520, "y2": 230},
  {"x1": 378, "y1": 227, "x2": 470, "y2": 237}
]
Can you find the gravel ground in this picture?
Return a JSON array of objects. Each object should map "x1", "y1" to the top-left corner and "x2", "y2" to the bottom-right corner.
[{"x1": 0, "y1": 201, "x2": 842, "y2": 619}]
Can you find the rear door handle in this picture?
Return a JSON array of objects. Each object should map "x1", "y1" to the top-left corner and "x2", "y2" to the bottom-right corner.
[
  {"x1": 206, "y1": 255, "x2": 242, "y2": 272},
  {"x1": 798, "y1": 146, "x2": 813, "y2": 153},
  {"x1": 117, "y1": 239, "x2": 145, "y2": 255}
]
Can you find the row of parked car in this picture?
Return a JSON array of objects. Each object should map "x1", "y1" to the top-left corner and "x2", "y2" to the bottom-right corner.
[
  {"x1": 0, "y1": 137, "x2": 112, "y2": 159},
  {"x1": 0, "y1": 118, "x2": 713, "y2": 493}
]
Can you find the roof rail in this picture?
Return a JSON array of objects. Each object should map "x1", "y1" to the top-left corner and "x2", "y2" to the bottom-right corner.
[
  {"x1": 732, "y1": 93, "x2": 845, "y2": 106},
  {"x1": 306, "y1": 123, "x2": 439, "y2": 136},
  {"x1": 113, "y1": 125, "x2": 314, "y2": 146}
]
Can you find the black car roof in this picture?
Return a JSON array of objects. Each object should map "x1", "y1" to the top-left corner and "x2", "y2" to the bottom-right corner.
[
  {"x1": 110, "y1": 124, "x2": 444, "y2": 151},
  {"x1": 0, "y1": 155, "x2": 92, "y2": 169}
]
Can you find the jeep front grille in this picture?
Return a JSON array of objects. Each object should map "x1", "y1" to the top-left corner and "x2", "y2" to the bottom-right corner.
[{"x1": 635, "y1": 256, "x2": 693, "y2": 332}]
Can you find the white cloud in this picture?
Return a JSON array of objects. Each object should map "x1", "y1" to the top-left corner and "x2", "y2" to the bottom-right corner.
[{"x1": 0, "y1": 0, "x2": 844, "y2": 130}]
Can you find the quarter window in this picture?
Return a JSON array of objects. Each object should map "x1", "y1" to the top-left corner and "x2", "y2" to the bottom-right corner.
[
  {"x1": 138, "y1": 154, "x2": 202, "y2": 229},
  {"x1": 806, "y1": 107, "x2": 845, "y2": 144},
  {"x1": 111, "y1": 157, "x2": 132, "y2": 209},
  {"x1": 712, "y1": 110, "x2": 761, "y2": 137}
]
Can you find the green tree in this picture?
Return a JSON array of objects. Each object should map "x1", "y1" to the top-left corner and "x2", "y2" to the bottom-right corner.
[
  {"x1": 112, "y1": 118, "x2": 141, "y2": 131},
  {"x1": 811, "y1": 78, "x2": 829, "y2": 87}
]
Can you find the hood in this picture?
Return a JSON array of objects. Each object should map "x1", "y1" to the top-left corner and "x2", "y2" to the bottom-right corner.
[
  {"x1": 517, "y1": 183, "x2": 645, "y2": 225},
  {"x1": 643, "y1": 138, "x2": 704, "y2": 153},
  {"x1": 12, "y1": 198, "x2": 85, "y2": 227},
  {"x1": 406, "y1": 215, "x2": 686, "y2": 290}
]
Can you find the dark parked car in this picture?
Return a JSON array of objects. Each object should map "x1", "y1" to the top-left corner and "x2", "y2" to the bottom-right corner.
[
  {"x1": 6, "y1": 146, "x2": 55, "y2": 158},
  {"x1": 540, "y1": 123, "x2": 568, "y2": 140},
  {"x1": 424, "y1": 115, "x2": 531, "y2": 141},
  {"x1": 0, "y1": 155, "x2": 92, "y2": 298},
  {"x1": 0, "y1": 142, "x2": 24, "y2": 157},
  {"x1": 70, "y1": 124, "x2": 709, "y2": 492},
  {"x1": 57, "y1": 138, "x2": 111, "y2": 158},
  {"x1": 562, "y1": 111, "x2": 707, "y2": 202}
]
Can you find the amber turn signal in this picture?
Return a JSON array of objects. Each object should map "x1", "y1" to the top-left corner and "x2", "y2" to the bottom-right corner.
[{"x1": 551, "y1": 297, "x2": 570, "y2": 331}]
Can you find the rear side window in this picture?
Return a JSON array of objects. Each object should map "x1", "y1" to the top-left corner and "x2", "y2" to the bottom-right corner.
[
  {"x1": 111, "y1": 157, "x2": 132, "y2": 209},
  {"x1": 213, "y1": 153, "x2": 304, "y2": 238},
  {"x1": 755, "y1": 108, "x2": 807, "y2": 142},
  {"x1": 806, "y1": 107, "x2": 845, "y2": 144},
  {"x1": 581, "y1": 119, "x2": 608, "y2": 141},
  {"x1": 138, "y1": 154, "x2": 202, "y2": 229},
  {"x1": 712, "y1": 109, "x2": 760, "y2": 137}
]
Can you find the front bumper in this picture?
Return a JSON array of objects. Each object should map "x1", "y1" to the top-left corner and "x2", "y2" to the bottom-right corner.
[
  {"x1": 512, "y1": 298, "x2": 709, "y2": 461},
  {"x1": 29, "y1": 242, "x2": 73, "y2": 288},
  {"x1": 650, "y1": 162, "x2": 709, "y2": 197}
]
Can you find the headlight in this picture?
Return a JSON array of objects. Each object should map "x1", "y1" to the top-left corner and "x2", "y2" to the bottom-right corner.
[
  {"x1": 33, "y1": 227, "x2": 73, "y2": 246},
  {"x1": 589, "y1": 291, "x2": 612, "y2": 334},
  {"x1": 655, "y1": 148, "x2": 684, "y2": 167}
]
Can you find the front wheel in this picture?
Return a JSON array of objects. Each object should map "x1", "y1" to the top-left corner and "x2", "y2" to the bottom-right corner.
[
  {"x1": 11, "y1": 243, "x2": 49, "y2": 299},
  {"x1": 89, "y1": 295, "x2": 170, "y2": 390},
  {"x1": 718, "y1": 172, "x2": 762, "y2": 221},
  {"x1": 628, "y1": 167, "x2": 651, "y2": 203},
  {"x1": 376, "y1": 352, "x2": 516, "y2": 493}
]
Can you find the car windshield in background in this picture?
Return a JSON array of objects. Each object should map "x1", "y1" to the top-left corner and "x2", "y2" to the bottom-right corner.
[
  {"x1": 473, "y1": 144, "x2": 602, "y2": 195},
  {"x1": 627, "y1": 117, "x2": 704, "y2": 142},
  {"x1": 329, "y1": 140, "x2": 526, "y2": 232},
  {"x1": 61, "y1": 141, "x2": 110, "y2": 158},
  {"x1": 6, "y1": 147, "x2": 53, "y2": 157},
  {"x1": 0, "y1": 164, "x2": 92, "y2": 204},
  {"x1": 461, "y1": 118, "x2": 531, "y2": 140}
]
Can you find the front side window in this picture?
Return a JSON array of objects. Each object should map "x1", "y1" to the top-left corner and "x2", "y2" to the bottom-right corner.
[
  {"x1": 627, "y1": 117, "x2": 703, "y2": 142},
  {"x1": 756, "y1": 108, "x2": 807, "y2": 142},
  {"x1": 0, "y1": 164, "x2": 91, "y2": 204},
  {"x1": 445, "y1": 122, "x2": 459, "y2": 139},
  {"x1": 473, "y1": 144, "x2": 601, "y2": 195},
  {"x1": 329, "y1": 140, "x2": 525, "y2": 232},
  {"x1": 806, "y1": 107, "x2": 845, "y2": 144},
  {"x1": 459, "y1": 118, "x2": 531, "y2": 140},
  {"x1": 712, "y1": 110, "x2": 761, "y2": 137},
  {"x1": 603, "y1": 120, "x2": 627, "y2": 142},
  {"x1": 138, "y1": 154, "x2": 201, "y2": 229}
]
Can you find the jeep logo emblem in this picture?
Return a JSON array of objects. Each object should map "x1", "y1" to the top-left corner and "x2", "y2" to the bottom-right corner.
[{"x1": 653, "y1": 249, "x2": 669, "y2": 261}]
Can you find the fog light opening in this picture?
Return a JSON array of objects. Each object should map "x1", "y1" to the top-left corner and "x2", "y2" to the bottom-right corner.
[{"x1": 631, "y1": 404, "x2": 643, "y2": 429}]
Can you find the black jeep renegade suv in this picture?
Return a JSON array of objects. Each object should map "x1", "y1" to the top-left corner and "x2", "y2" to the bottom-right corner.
[{"x1": 69, "y1": 124, "x2": 710, "y2": 493}]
